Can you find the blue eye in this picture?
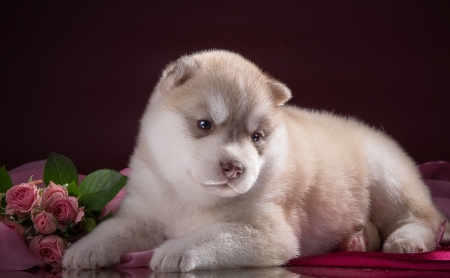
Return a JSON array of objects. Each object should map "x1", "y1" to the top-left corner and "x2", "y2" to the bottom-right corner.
[{"x1": 198, "y1": 120, "x2": 212, "y2": 129}]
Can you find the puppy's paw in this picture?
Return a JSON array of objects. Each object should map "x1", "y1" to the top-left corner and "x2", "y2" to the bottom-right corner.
[
  {"x1": 150, "y1": 239, "x2": 206, "y2": 272},
  {"x1": 383, "y1": 223, "x2": 435, "y2": 253},
  {"x1": 63, "y1": 240, "x2": 120, "y2": 269}
]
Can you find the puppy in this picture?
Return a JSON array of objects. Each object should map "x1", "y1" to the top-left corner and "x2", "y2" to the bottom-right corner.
[{"x1": 63, "y1": 50, "x2": 449, "y2": 271}]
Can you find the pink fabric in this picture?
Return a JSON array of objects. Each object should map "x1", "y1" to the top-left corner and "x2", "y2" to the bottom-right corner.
[
  {"x1": 1, "y1": 160, "x2": 450, "y2": 271},
  {"x1": 288, "y1": 266, "x2": 450, "y2": 277},
  {"x1": 287, "y1": 248, "x2": 450, "y2": 270},
  {"x1": 419, "y1": 161, "x2": 450, "y2": 181},
  {"x1": 112, "y1": 250, "x2": 154, "y2": 269},
  {"x1": 0, "y1": 223, "x2": 44, "y2": 270}
]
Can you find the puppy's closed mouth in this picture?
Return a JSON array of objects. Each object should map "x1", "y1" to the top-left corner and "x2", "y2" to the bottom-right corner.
[
  {"x1": 202, "y1": 181, "x2": 231, "y2": 189},
  {"x1": 202, "y1": 180, "x2": 247, "y2": 195}
]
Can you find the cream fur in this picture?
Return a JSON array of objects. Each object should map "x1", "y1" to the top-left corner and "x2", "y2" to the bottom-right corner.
[{"x1": 63, "y1": 50, "x2": 449, "y2": 272}]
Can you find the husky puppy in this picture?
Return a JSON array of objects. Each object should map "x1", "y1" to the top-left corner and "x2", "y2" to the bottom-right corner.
[{"x1": 63, "y1": 50, "x2": 449, "y2": 271}]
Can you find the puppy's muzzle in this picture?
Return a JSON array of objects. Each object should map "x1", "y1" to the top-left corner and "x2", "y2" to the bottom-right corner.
[{"x1": 222, "y1": 161, "x2": 243, "y2": 179}]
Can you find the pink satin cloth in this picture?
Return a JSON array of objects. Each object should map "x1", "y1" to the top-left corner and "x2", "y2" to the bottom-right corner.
[{"x1": 1, "y1": 160, "x2": 450, "y2": 270}]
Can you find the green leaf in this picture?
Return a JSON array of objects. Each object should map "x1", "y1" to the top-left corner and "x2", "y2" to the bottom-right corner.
[
  {"x1": 0, "y1": 193, "x2": 6, "y2": 208},
  {"x1": 0, "y1": 166, "x2": 13, "y2": 193},
  {"x1": 81, "y1": 217, "x2": 96, "y2": 232},
  {"x1": 82, "y1": 210, "x2": 96, "y2": 219},
  {"x1": 79, "y1": 169, "x2": 127, "y2": 211},
  {"x1": 67, "y1": 181, "x2": 80, "y2": 197},
  {"x1": 43, "y1": 153, "x2": 78, "y2": 186},
  {"x1": 27, "y1": 175, "x2": 34, "y2": 183}
]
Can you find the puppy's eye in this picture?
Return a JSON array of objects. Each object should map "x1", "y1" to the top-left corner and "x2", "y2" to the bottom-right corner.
[
  {"x1": 251, "y1": 133, "x2": 262, "y2": 143},
  {"x1": 198, "y1": 120, "x2": 212, "y2": 130}
]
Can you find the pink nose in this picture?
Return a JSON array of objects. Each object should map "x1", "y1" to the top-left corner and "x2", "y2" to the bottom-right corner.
[{"x1": 222, "y1": 161, "x2": 243, "y2": 179}]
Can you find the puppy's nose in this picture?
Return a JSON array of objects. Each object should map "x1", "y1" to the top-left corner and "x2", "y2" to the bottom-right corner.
[{"x1": 222, "y1": 161, "x2": 243, "y2": 179}]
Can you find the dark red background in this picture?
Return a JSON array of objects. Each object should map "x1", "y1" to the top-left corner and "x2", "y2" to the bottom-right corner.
[{"x1": 1, "y1": 1, "x2": 449, "y2": 174}]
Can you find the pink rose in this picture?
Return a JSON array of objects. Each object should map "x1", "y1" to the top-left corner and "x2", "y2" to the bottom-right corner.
[
  {"x1": 3, "y1": 220, "x2": 26, "y2": 240},
  {"x1": 32, "y1": 211, "x2": 57, "y2": 234},
  {"x1": 6, "y1": 181, "x2": 41, "y2": 217},
  {"x1": 30, "y1": 235, "x2": 67, "y2": 265},
  {"x1": 49, "y1": 196, "x2": 84, "y2": 229},
  {"x1": 41, "y1": 182, "x2": 68, "y2": 211}
]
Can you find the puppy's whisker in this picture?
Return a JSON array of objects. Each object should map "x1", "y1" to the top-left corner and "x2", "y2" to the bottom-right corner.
[{"x1": 185, "y1": 155, "x2": 202, "y2": 161}]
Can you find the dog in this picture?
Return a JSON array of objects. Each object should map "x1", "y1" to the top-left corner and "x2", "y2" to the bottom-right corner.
[{"x1": 63, "y1": 50, "x2": 450, "y2": 272}]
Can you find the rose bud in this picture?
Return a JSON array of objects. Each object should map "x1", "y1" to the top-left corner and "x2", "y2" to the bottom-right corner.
[
  {"x1": 41, "y1": 182, "x2": 69, "y2": 211},
  {"x1": 32, "y1": 211, "x2": 57, "y2": 235}
]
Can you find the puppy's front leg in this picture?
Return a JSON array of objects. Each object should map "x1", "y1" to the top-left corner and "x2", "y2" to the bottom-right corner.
[
  {"x1": 150, "y1": 222, "x2": 298, "y2": 272},
  {"x1": 63, "y1": 216, "x2": 164, "y2": 269}
]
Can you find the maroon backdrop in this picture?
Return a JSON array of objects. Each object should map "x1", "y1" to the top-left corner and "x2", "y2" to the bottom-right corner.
[{"x1": 1, "y1": 1, "x2": 449, "y2": 174}]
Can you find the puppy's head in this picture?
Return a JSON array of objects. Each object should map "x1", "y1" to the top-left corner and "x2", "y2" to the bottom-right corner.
[{"x1": 139, "y1": 50, "x2": 291, "y2": 204}]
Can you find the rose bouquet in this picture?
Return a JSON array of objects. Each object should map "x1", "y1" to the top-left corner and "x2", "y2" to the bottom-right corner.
[{"x1": 0, "y1": 153, "x2": 127, "y2": 268}]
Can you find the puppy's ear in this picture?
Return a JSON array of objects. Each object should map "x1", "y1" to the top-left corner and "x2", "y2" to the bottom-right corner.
[
  {"x1": 269, "y1": 79, "x2": 292, "y2": 106},
  {"x1": 160, "y1": 56, "x2": 199, "y2": 92},
  {"x1": 151, "y1": 56, "x2": 199, "y2": 104}
]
